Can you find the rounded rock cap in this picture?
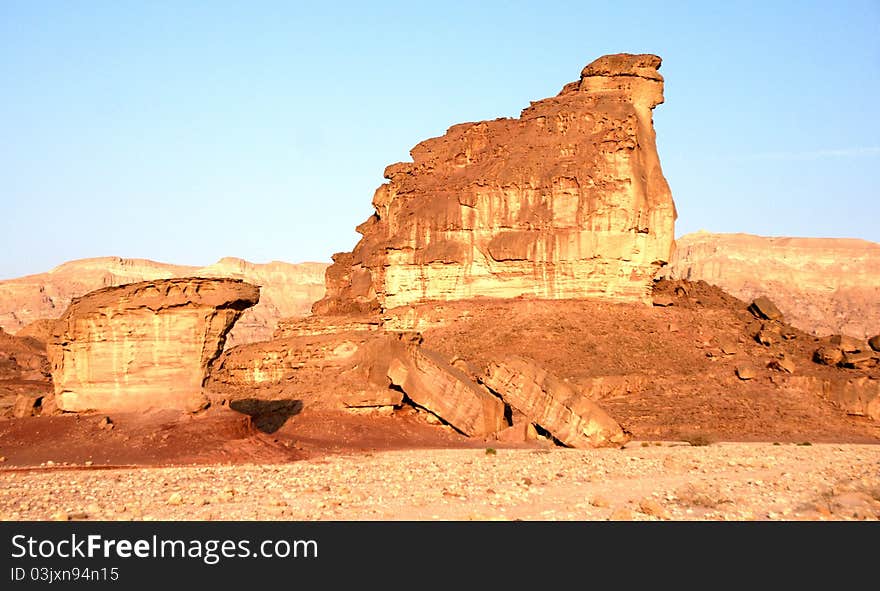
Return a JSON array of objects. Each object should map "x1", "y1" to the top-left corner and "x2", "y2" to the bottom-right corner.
[{"x1": 581, "y1": 53, "x2": 663, "y2": 81}]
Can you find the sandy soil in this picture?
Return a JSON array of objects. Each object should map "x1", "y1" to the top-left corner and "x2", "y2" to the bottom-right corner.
[{"x1": 1, "y1": 443, "x2": 878, "y2": 521}]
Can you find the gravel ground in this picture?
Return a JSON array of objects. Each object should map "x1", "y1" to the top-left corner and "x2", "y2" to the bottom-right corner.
[{"x1": 1, "y1": 443, "x2": 879, "y2": 521}]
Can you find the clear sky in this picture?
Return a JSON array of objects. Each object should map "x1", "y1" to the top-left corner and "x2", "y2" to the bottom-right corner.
[{"x1": 2, "y1": 1, "x2": 878, "y2": 279}]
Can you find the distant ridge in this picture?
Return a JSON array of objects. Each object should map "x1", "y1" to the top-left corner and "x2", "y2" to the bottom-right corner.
[{"x1": 0, "y1": 256, "x2": 329, "y2": 347}]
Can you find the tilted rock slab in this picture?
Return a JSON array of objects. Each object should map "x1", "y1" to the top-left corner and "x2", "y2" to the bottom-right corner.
[
  {"x1": 48, "y1": 278, "x2": 259, "y2": 412},
  {"x1": 387, "y1": 341, "x2": 506, "y2": 437},
  {"x1": 483, "y1": 356, "x2": 629, "y2": 448},
  {"x1": 314, "y1": 53, "x2": 676, "y2": 314}
]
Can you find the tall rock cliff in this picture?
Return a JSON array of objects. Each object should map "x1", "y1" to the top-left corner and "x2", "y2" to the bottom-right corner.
[
  {"x1": 665, "y1": 232, "x2": 880, "y2": 338},
  {"x1": 0, "y1": 257, "x2": 327, "y2": 346},
  {"x1": 313, "y1": 53, "x2": 676, "y2": 314},
  {"x1": 48, "y1": 278, "x2": 259, "y2": 412}
]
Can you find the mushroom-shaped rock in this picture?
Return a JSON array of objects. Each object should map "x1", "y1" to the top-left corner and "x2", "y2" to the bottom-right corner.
[{"x1": 48, "y1": 278, "x2": 259, "y2": 412}]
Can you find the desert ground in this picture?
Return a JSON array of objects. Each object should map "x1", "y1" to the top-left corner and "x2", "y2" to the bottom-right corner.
[
  {"x1": 2, "y1": 441, "x2": 879, "y2": 522},
  {"x1": 1, "y1": 277, "x2": 879, "y2": 522}
]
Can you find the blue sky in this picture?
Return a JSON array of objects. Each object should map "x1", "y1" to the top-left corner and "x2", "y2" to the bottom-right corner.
[{"x1": 1, "y1": 1, "x2": 878, "y2": 278}]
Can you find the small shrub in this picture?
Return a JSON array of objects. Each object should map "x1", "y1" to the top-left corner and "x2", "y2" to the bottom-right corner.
[{"x1": 685, "y1": 434, "x2": 712, "y2": 447}]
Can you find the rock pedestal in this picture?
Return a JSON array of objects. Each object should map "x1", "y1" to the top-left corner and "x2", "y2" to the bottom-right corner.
[{"x1": 48, "y1": 278, "x2": 259, "y2": 412}]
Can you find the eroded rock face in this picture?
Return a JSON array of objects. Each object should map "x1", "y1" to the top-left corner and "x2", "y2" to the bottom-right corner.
[
  {"x1": 314, "y1": 53, "x2": 676, "y2": 314},
  {"x1": 48, "y1": 278, "x2": 259, "y2": 412},
  {"x1": 209, "y1": 329, "x2": 397, "y2": 409},
  {"x1": 0, "y1": 256, "x2": 326, "y2": 346},
  {"x1": 0, "y1": 328, "x2": 52, "y2": 416},
  {"x1": 483, "y1": 356, "x2": 628, "y2": 448},
  {"x1": 664, "y1": 232, "x2": 880, "y2": 339}
]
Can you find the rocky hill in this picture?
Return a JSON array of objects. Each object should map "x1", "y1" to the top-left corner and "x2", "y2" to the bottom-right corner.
[
  {"x1": 0, "y1": 257, "x2": 327, "y2": 346},
  {"x1": 664, "y1": 232, "x2": 880, "y2": 339},
  {"x1": 314, "y1": 53, "x2": 676, "y2": 314}
]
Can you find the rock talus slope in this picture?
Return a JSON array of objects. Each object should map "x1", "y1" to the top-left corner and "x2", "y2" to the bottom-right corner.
[
  {"x1": 665, "y1": 232, "x2": 880, "y2": 338},
  {"x1": 0, "y1": 257, "x2": 326, "y2": 346},
  {"x1": 314, "y1": 53, "x2": 676, "y2": 314},
  {"x1": 48, "y1": 278, "x2": 259, "y2": 412}
]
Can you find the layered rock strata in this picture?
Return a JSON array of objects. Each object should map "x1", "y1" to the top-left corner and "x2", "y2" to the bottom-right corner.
[
  {"x1": 0, "y1": 327, "x2": 52, "y2": 416},
  {"x1": 387, "y1": 342, "x2": 506, "y2": 437},
  {"x1": 210, "y1": 329, "x2": 506, "y2": 438},
  {"x1": 314, "y1": 53, "x2": 676, "y2": 314},
  {"x1": 208, "y1": 330, "x2": 389, "y2": 407},
  {"x1": 787, "y1": 376, "x2": 880, "y2": 422},
  {"x1": 664, "y1": 232, "x2": 880, "y2": 339},
  {"x1": 48, "y1": 278, "x2": 259, "y2": 412}
]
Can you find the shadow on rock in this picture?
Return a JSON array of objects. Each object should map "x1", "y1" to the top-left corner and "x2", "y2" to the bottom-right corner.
[{"x1": 229, "y1": 399, "x2": 303, "y2": 434}]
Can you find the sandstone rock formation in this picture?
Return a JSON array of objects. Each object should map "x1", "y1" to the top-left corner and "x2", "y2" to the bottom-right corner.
[
  {"x1": 748, "y1": 297, "x2": 783, "y2": 322},
  {"x1": 483, "y1": 356, "x2": 628, "y2": 448},
  {"x1": 0, "y1": 256, "x2": 327, "y2": 346},
  {"x1": 314, "y1": 53, "x2": 676, "y2": 314},
  {"x1": 208, "y1": 329, "x2": 390, "y2": 407},
  {"x1": 387, "y1": 343, "x2": 506, "y2": 437},
  {"x1": 210, "y1": 327, "x2": 506, "y2": 437},
  {"x1": 787, "y1": 376, "x2": 880, "y2": 422},
  {"x1": 48, "y1": 278, "x2": 259, "y2": 412},
  {"x1": 0, "y1": 327, "x2": 52, "y2": 416},
  {"x1": 664, "y1": 232, "x2": 880, "y2": 339},
  {"x1": 0, "y1": 328, "x2": 50, "y2": 383}
]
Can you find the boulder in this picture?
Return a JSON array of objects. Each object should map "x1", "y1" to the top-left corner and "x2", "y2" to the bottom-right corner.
[
  {"x1": 387, "y1": 344, "x2": 506, "y2": 438},
  {"x1": 314, "y1": 53, "x2": 676, "y2": 314},
  {"x1": 768, "y1": 355, "x2": 795, "y2": 374},
  {"x1": 829, "y1": 334, "x2": 865, "y2": 353},
  {"x1": 48, "y1": 278, "x2": 259, "y2": 412},
  {"x1": 0, "y1": 328, "x2": 52, "y2": 404},
  {"x1": 208, "y1": 329, "x2": 385, "y2": 407},
  {"x1": 718, "y1": 338, "x2": 739, "y2": 356},
  {"x1": 748, "y1": 297, "x2": 784, "y2": 321},
  {"x1": 735, "y1": 366, "x2": 755, "y2": 380},
  {"x1": 483, "y1": 356, "x2": 628, "y2": 448},
  {"x1": 840, "y1": 351, "x2": 876, "y2": 370},
  {"x1": 755, "y1": 326, "x2": 778, "y2": 347},
  {"x1": 813, "y1": 346, "x2": 844, "y2": 366},
  {"x1": 869, "y1": 335, "x2": 880, "y2": 352}
]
